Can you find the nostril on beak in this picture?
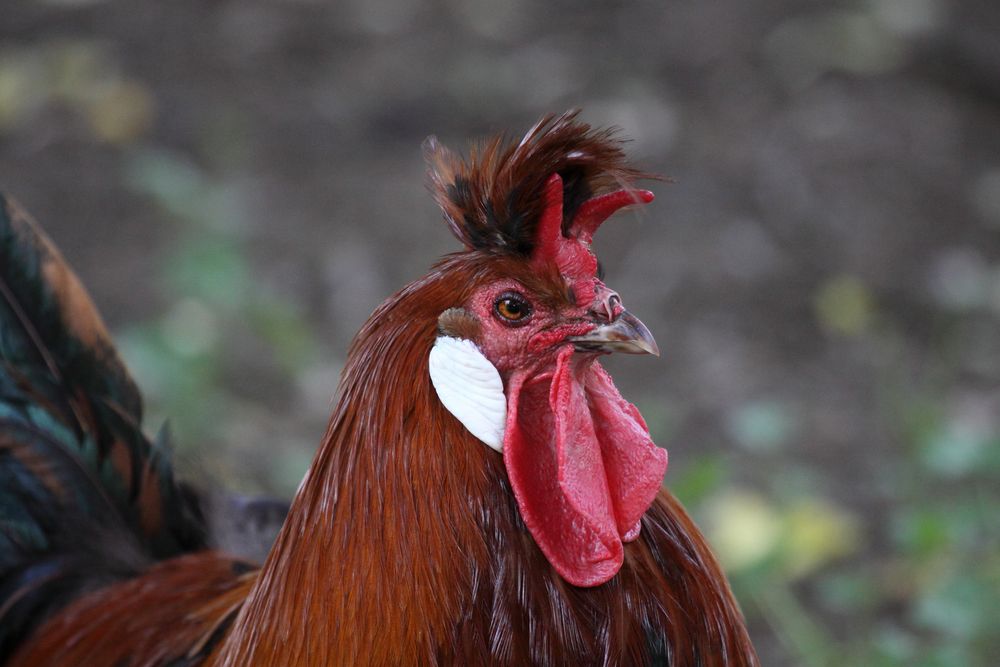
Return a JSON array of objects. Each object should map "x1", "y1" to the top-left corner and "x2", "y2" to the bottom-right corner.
[{"x1": 598, "y1": 291, "x2": 622, "y2": 322}]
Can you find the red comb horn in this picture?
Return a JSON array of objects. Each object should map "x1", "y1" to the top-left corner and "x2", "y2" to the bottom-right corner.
[
  {"x1": 532, "y1": 175, "x2": 655, "y2": 281},
  {"x1": 571, "y1": 189, "x2": 654, "y2": 244},
  {"x1": 531, "y1": 173, "x2": 565, "y2": 268}
]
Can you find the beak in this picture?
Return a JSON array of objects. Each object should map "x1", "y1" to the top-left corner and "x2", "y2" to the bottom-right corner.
[{"x1": 568, "y1": 310, "x2": 660, "y2": 356}]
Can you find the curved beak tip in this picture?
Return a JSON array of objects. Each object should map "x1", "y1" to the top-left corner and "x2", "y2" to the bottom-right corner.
[
  {"x1": 638, "y1": 337, "x2": 661, "y2": 357},
  {"x1": 568, "y1": 310, "x2": 660, "y2": 357}
]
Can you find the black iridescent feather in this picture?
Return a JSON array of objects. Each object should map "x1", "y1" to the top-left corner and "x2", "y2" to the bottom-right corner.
[{"x1": 0, "y1": 195, "x2": 207, "y2": 659}]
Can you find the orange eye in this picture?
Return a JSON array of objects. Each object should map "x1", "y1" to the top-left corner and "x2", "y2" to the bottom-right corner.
[{"x1": 494, "y1": 292, "x2": 532, "y2": 325}]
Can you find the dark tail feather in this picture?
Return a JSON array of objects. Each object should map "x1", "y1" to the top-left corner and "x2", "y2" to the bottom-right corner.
[{"x1": 0, "y1": 194, "x2": 207, "y2": 658}]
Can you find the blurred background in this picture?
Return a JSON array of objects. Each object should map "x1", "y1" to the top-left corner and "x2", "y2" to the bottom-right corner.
[{"x1": 2, "y1": 0, "x2": 999, "y2": 664}]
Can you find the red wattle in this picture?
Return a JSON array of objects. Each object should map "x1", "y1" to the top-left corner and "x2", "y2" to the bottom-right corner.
[{"x1": 503, "y1": 347, "x2": 668, "y2": 587}]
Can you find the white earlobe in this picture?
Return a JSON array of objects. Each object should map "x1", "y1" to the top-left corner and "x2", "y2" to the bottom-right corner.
[{"x1": 428, "y1": 336, "x2": 506, "y2": 451}]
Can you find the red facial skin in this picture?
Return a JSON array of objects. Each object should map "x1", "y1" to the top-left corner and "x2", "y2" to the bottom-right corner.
[{"x1": 463, "y1": 278, "x2": 594, "y2": 378}]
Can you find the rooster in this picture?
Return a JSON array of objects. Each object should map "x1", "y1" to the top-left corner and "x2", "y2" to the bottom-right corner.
[{"x1": 0, "y1": 111, "x2": 758, "y2": 666}]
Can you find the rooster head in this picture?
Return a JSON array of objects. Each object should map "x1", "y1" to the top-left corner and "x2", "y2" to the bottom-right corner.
[{"x1": 423, "y1": 111, "x2": 668, "y2": 588}]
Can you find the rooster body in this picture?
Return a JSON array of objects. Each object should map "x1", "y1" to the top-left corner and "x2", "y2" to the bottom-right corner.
[{"x1": 1, "y1": 113, "x2": 758, "y2": 666}]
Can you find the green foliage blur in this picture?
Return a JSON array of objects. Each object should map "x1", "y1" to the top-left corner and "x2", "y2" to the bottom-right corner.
[
  {"x1": 118, "y1": 149, "x2": 327, "y2": 493},
  {"x1": 681, "y1": 404, "x2": 1000, "y2": 666}
]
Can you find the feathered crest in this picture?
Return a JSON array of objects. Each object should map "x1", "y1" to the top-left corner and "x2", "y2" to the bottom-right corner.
[{"x1": 425, "y1": 110, "x2": 653, "y2": 257}]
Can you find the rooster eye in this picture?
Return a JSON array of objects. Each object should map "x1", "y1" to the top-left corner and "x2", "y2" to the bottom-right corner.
[{"x1": 493, "y1": 292, "x2": 532, "y2": 325}]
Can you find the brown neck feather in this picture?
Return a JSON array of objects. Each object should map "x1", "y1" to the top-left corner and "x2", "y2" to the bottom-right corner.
[{"x1": 214, "y1": 259, "x2": 499, "y2": 665}]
